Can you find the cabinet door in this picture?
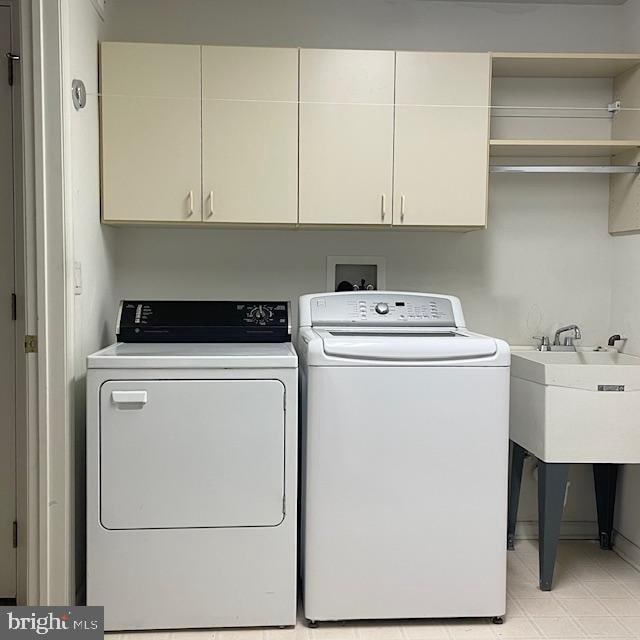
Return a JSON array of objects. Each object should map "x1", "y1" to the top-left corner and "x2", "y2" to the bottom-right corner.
[
  {"x1": 299, "y1": 49, "x2": 395, "y2": 225},
  {"x1": 202, "y1": 46, "x2": 298, "y2": 224},
  {"x1": 394, "y1": 52, "x2": 491, "y2": 227},
  {"x1": 101, "y1": 43, "x2": 202, "y2": 223}
]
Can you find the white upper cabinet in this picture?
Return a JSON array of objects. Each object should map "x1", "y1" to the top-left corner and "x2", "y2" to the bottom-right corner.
[
  {"x1": 394, "y1": 52, "x2": 491, "y2": 227},
  {"x1": 299, "y1": 49, "x2": 395, "y2": 225},
  {"x1": 101, "y1": 43, "x2": 202, "y2": 223},
  {"x1": 202, "y1": 46, "x2": 298, "y2": 224},
  {"x1": 100, "y1": 44, "x2": 494, "y2": 229}
]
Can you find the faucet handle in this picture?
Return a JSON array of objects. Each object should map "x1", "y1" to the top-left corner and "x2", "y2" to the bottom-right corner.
[{"x1": 532, "y1": 336, "x2": 551, "y2": 351}]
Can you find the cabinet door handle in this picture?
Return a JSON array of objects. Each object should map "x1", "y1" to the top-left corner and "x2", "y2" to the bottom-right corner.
[
  {"x1": 381, "y1": 194, "x2": 386, "y2": 221},
  {"x1": 400, "y1": 195, "x2": 406, "y2": 222},
  {"x1": 207, "y1": 191, "x2": 214, "y2": 218},
  {"x1": 187, "y1": 190, "x2": 194, "y2": 217}
]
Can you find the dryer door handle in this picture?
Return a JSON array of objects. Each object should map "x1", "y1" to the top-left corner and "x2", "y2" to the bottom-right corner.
[{"x1": 111, "y1": 390, "x2": 148, "y2": 406}]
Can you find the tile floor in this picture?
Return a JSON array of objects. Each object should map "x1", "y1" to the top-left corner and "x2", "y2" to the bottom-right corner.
[{"x1": 107, "y1": 540, "x2": 640, "y2": 640}]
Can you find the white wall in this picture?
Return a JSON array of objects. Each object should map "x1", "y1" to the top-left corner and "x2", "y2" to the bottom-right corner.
[
  {"x1": 113, "y1": 177, "x2": 613, "y2": 348},
  {"x1": 622, "y1": 0, "x2": 640, "y2": 51},
  {"x1": 67, "y1": 0, "x2": 117, "y2": 602},
  {"x1": 101, "y1": 0, "x2": 632, "y2": 534},
  {"x1": 104, "y1": 0, "x2": 626, "y2": 53},
  {"x1": 610, "y1": 0, "x2": 640, "y2": 560}
]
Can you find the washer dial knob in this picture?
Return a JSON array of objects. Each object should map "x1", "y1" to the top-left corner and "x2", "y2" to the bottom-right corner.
[{"x1": 375, "y1": 302, "x2": 389, "y2": 315}]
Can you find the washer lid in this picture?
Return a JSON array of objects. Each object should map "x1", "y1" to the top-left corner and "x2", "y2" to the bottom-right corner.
[
  {"x1": 87, "y1": 342, "x2": 298, "y2": 369},
  {"x1": 317, "y1": 329, "x2": 498, "y2": 361}
]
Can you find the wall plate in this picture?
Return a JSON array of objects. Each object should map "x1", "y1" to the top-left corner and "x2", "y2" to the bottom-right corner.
[
  {"x1": 72, "y1": 79, "x2": 87, "y2": 111},
  {"x1": 326, "y1": 256, "x2": 386, "y2": 292}
]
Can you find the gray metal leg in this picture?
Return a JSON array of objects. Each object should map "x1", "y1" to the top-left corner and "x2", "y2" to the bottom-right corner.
[
  {"x1": 593, "y1": 464, "x2": 619, "y2": 551},
  {"x1": 507, "y1": 442, "x2": 527, "y2": 550},
  {"x1": 538, "y1": 461, "x2": 569, "y2": 591}
]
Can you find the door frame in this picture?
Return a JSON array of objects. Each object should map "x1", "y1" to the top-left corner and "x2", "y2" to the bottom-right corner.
[
  {"x1": 0, "y1": 0, "x2": 18, "y2": 603},
  {"x1": 7, "y1": 0, "x2": 75, "y2": 605},
  {"x1": 0, "y1": 0, "x2": 36, "y2": 605},
  {"x1": 4, "y1": 0, "x2": 42, "y2": 605},
  {"x1": 26, "y1": 0, "x2": 74, "y2": 604}
]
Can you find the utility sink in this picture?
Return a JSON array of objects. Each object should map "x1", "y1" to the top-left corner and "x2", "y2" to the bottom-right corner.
[{"x1": 510, "y1": 349, "x2": 640, "y2": 463}]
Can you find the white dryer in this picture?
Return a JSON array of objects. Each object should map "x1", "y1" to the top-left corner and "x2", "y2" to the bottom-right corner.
[
  {"x1": 298, "y1": 291, "x2": 510, "y2": 624},
  {"x1": 86, "y1": 301, "x2": 297, "y2": 631}
]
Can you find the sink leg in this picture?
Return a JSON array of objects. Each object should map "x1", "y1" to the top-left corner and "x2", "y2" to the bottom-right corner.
[
  {"x1": 593, "y1": 464, "x2": 619, "y2": 551},
  {"x1": 507, "y1": 442, "x2": 527, "y2": 550},
  {"x1": 538, "y1": 461, "x2": 569, "y2": 591}
]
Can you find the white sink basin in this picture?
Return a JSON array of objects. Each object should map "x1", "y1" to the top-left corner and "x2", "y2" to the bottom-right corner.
[{"x1": 510, "y1": 349, "x2": 640, "y2": 463}]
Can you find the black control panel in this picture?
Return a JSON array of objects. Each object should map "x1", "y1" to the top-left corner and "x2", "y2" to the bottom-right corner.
[{"x1": 116, "y1": 301, "x2": 290, "y2": 343}]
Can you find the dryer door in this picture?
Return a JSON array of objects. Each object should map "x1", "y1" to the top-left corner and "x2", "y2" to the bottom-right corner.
[{"x1": 100, "y1": 379, "x2": 285, "y2": 529}]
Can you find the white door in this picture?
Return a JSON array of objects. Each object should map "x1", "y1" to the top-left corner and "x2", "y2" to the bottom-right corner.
[
  {"x1": 202, "y1": 46, "x2": 298, "y2": 224},
  {"x1": 100, "y1": 43, "x2": 202, "y2": 223},
  {"x1": 299, "y1": 49, "x2": 395, "y2": 225},
  {"x1": 394, "y1": 52, "x2": 491, "y2": 227},
  {"x1": 0, "y1": 5, "x2": 16, "y2": 599},
  {"x1": 100, "y1": 379, "x2": 286, "y2": 529}
]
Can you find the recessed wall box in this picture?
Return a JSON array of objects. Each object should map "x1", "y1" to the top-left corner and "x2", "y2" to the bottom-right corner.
[{"x1": 326, "y1": 256, "x2": 386, "y2": 292}]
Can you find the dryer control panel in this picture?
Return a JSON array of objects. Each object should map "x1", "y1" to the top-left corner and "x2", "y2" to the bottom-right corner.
[
  {"x1": 117, "y1": 300, "x2": 291, "y2": 342},
  {"x1": 304, "y1": 292, "x2": 459, "y2": 328}
]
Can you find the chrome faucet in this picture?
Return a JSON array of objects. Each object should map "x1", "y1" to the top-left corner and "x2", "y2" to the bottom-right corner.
[
  {"x1": 532, "y1": 336, "x2": 551, "y2": 351},
  {"x1": 553, "y1": 324, "x2": 582, "y2": 351}
]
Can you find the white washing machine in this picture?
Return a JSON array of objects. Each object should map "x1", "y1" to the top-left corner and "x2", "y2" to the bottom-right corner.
[
  {"x1": 86, "y1": 301, "x2": 297, "y2": 631},
  {"x1": 298, "y1": 291, "x2": 510, "y2": 624}
]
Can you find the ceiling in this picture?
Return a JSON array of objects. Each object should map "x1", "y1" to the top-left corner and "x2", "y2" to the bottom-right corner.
[{"x1": 430, "y1": 0, "x2": 627, "y2": 4}]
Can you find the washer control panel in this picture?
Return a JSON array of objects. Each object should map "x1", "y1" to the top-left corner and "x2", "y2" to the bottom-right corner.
[{"x1": 310, "y1": 293, "x2": 457, "y2": 327}]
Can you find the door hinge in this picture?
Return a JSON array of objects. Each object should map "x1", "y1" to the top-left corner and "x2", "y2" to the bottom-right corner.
[
  {"x1": 11, "y1": 293, "x2": 16, "y2": 321},
  {"x1": 24, "y1": 335, "x2": 38, "y2": 353},
  {"x1": 6, "y1": 53, "x2": 20, "y2": 87},
  {"x1": 12, "y1": 521, "x2": 17, "y2": 548}
]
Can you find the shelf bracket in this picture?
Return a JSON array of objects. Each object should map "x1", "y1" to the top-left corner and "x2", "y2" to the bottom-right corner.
[{"x1": 608, "y1": 100, "x2": 621, "y2": 115}]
